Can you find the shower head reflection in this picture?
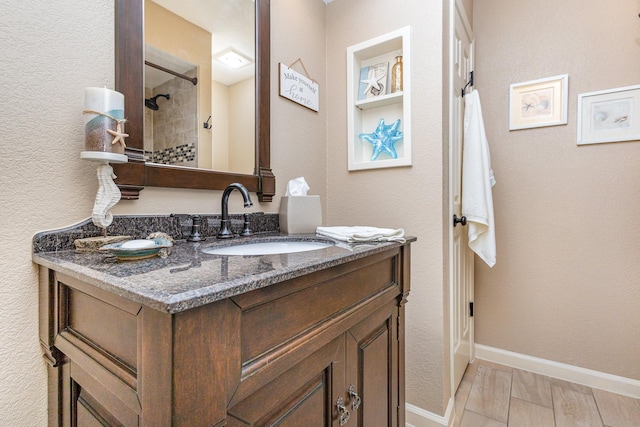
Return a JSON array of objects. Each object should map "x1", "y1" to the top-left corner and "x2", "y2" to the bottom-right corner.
[{"x1": 145, "y1": 93, "x2": 170, "y2": 111}]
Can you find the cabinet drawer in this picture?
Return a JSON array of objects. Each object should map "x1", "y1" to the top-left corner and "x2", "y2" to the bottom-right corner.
[
  {"x1": 236, "y1": 250, "x2": 399, "y2": 365},
  {"x1": 55, "y1": 273, "x2": 141, "y2": 382}
]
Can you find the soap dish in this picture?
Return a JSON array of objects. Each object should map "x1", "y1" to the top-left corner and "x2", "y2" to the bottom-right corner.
[{"x1": 99, "y1": 238, "x2": 173, "y2": 261}]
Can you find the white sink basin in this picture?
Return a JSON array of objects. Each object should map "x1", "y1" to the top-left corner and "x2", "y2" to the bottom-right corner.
[{"x1": 202, "y1": 240, "x2": 334, "y2": 256}]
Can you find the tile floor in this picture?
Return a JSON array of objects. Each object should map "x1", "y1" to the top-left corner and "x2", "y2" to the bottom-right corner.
[{"x1": 454, "y1": 360, "x2": 640, "y2": 427}]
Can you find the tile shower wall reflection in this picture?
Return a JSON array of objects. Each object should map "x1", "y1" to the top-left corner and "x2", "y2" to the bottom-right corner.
[
  {"x1": 144, "y1": 69, "x2": 198, "y2": 167},
  {"x1": 148, "y1": 143, "x2": 196, "y2": 164}
]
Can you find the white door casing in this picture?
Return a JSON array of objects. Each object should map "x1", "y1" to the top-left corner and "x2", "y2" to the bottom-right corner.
[{"x1": 450, "y1": 0, "x2": 475, "y2": 394}]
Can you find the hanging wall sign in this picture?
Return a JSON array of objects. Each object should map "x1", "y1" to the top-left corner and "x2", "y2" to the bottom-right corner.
[{"x1": 279, "y1": 62, "x2": 319, "y2": 112}]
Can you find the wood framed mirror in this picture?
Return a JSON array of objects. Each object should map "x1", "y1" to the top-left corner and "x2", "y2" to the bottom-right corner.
[{"x1": 113, "y1": 0, "x2": 275, "y2": 202}]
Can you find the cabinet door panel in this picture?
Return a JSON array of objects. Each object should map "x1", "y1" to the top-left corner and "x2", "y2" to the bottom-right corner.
[
  {"x1": 346, "y1": 300, "x2": 399, "y2": 427},
  {"x1": 228, "y1": 335, "x2": 345, "y2": 426},
  {"x1": 267, "y1": 375, "x2": 327, "y2": 427},
  {"x1": 68, "y1": 362, "x2": 139, "y2": 426},
  {"x1": 57, "y1": 273, "x2": 141, "y2": 373},
  {"x1": 76, "y1": 403, "x2": 108, "y2": 427},
  {"x1": 75, "y1": 389, "x2": 129, "y2": 427},
  {"x1": 360, "y1": 327, "x2": 390, "y2": 426}
]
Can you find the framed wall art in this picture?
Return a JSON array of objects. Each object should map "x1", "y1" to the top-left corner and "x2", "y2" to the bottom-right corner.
[
  {"x1": 577, "y1": 85, "x2": 640, "y2": 145},
  {"x1": 509, "y1": 74, "x2": 568, "y2": 130},
  {"x1": 279, "y1": 62, "x2": 320, "y2": 112}
]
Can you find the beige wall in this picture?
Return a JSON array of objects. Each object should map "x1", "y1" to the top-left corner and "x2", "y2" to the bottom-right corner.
[
  {"x1": 462, "y1": 0, "x2": 473, "y2": 23},
  {"x1": 326, "y1": 0, "x2": 450, "y2": 415},
  {"x1": 268, "y1": 0, "x2": 328, "y2": 216},
  {"x1": 229, "y1": 77, "x2": 256, "y2": 175},
  {"x1": 2, "y1": 2, "x2": 114, "y2": 423},
  {"x1": 211, "y1": 77, "x2": 255, "y2": 174},
  {"x1": 474, "y1": 0, "x2": 640, "y2": 380},
  {"x1": 212, "y1": 79, "x2": 230, "y2": 170}
]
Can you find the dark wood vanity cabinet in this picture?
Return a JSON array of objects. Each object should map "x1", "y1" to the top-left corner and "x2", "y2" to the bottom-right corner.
[{"x1": 38, "y1": 245, "x2": 410, "y2": 426}]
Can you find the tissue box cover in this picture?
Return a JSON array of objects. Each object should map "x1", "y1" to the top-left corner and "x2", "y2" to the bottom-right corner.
[{"x1": 279, "y1": 196, "x2": 322, "y2": 234}]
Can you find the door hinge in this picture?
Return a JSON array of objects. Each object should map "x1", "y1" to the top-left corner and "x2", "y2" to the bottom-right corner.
[{"x1": 469, "y1": 302, "x2": 474, "y2": 317}]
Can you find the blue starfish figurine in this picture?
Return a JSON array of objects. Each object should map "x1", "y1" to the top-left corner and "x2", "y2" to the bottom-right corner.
[{"x1": 359, "y1": 118, "x2": 404, "y2": 161}]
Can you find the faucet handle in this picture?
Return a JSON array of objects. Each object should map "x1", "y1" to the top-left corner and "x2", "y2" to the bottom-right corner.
[
  {"x1": 187, "y1": 215, "x2": 206, "y2": 242},
  {"x1": 170, "y1": 213, "x2": 206, "y2": 241},
  {"x1": 240, "y1": 213, "x2": 253, "y2": 237}
]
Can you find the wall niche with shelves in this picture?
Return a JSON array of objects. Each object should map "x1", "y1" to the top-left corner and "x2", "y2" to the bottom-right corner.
[{"x1": 347, "y1": 26, "x2": 411, "y2": 171}]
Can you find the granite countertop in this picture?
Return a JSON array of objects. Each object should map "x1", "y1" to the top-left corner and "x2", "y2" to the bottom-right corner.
[{"x1": 33, "y1": 233, "x2": 413, "y2": 314}]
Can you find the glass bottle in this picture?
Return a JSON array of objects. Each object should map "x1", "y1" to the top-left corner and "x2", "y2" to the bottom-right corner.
[{"x1": 391, "y1": 55, "x2": 403, "y2": 93}]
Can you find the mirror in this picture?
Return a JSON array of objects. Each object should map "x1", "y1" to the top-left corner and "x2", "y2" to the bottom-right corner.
[
  {"x1": 114, "y1": 0, "x2": 275, "y2": 202},
  {"x1": 144, "y1": 0, "x2": 255, "y2": 174}
]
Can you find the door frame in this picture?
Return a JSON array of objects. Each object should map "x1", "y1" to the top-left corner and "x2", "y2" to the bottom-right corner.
[{"x1": 448, "y1": 0, "x2": 475, "y2": 397}]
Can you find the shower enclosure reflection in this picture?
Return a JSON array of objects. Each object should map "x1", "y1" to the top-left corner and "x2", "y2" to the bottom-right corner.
[
  {"x1": 144, "y1": 77, "x2": 196, "y2": 167},
  {"x1": 144, "y1": 0, "x2": 256, "y2": 174},
  {"x1": 144, "y1": 43, "x2": 199, "y2": 167}
]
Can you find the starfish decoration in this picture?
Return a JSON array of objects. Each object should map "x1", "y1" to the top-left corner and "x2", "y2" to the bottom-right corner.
[
  {"x1": 107, "y1": 121, "x2": 128, "y2": 148},
  {"x1": 359, "y1": 118, "x2": 404, "y2": 161},
  {"x1": 360, "y1": 73, "x2": 384, "y2": 95}
]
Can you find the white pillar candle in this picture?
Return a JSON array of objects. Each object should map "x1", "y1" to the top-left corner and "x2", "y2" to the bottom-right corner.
[{"x1": 84, "y1": 87, "x2": 125, "y2": 154}]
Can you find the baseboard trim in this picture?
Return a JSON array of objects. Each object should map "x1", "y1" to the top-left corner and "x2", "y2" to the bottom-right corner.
[
  {"x1": 405, "y1": 397, "x2": 453, "y2": 427},
  {"x1": 475, "y1": 344, "x2": 640, "y2": 399}
]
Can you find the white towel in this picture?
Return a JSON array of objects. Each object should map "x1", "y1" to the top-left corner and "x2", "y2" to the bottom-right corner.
[
  {"x1": 462, "y1": 89, "x2": 497, "y2": 267},
  {"x1": 316, "y1": 226, "x2": 405, "y2": 243}
]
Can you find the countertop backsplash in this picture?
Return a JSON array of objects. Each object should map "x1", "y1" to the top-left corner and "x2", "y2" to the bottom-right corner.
[{"x1": 33, "y1": 212, "x2": 280, "y2": 253}]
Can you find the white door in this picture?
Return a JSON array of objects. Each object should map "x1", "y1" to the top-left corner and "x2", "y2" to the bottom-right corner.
[{"x1": 450, "y1": 0, "x2": 474, "y2": 393}]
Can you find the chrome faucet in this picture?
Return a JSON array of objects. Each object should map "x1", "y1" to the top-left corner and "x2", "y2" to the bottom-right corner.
[{"x1": 217, "y1": 183, "x2": 253, "y2": 239}]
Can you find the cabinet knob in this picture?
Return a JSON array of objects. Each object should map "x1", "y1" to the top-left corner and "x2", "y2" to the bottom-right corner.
[
  {"x1": 336, "y1": 396, "x2": 351, "y2": 425},
  {"x1": 348, "y1": 384, "x2": 362, "y2": 410}
]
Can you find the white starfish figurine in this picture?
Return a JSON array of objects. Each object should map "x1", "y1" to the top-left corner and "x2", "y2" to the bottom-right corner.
[
  {"x1": 360, "y1": 72, "x2": 385, "y2": 95},
  {"x1": 107, "y1": 122, "x2": 128, "y2": 148}
]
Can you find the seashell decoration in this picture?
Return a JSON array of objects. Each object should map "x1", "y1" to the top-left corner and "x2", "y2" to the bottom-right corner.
[{"x1": 594, "y1": 111, "x2": 608, "y2": 122}]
